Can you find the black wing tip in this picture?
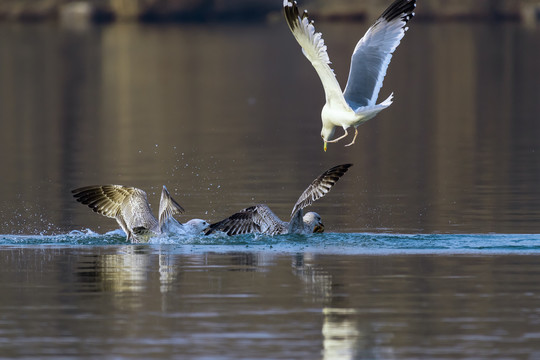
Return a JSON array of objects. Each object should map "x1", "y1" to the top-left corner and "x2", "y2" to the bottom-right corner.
[
  {"x1": 283, "y1": 0, "x2": 305, "y2": 31},
  {"x1": 205, "y1": 221, "x2": 243, "y2": 236},
  {"x1": 71, "y1": 186, "x2": 100, "y2": 201},
  {"x1": 71, "y1": 185, "x2": 119, "y2": 214},
  {"x1": 282, "y1": 0, "x2": 297, "y2": 11},
  {"x1": 381, "y1": 0, "x2": 416, "y2": 24},
  {"x1": 290, "y1": 163, "x2": 354, "y2": 216},
  {"x1": 334, "y1": 163, "x2": 353, "y2": 170},
  {"x1": 205, "y1": 206, "x2": 261, "y2": 236},
  {"x1": 205, "y1": 221, "x2": 225, "y2": 235},
  {"x1": 326, "y1": 163, "x2": 353, "y2": 176},
  {"x1": 320, "y1": 163, "x2": 353, "y2": 187},
  {"x1": 204, "y1": 227, "x2": 215, "y2": 235}
]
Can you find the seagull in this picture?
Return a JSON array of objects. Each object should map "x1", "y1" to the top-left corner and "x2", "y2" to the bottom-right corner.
[
  {"x1": 206, "y1": 164, "x2": 352, "y2": 236},
  {"x1": 72, "y1": 185, "x2": 209, "y2": 242},
  {"x1": 283, "y1": 0, "x2": 416, "y2": 151}
]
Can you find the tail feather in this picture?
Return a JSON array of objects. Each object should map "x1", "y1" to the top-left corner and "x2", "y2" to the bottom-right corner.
[{"x1": 379, "y1": 92, "x2": 394, "y2": 107}]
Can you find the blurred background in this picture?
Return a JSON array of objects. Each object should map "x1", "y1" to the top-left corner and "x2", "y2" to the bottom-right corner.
[
  {"x1": 0, "y1": 0, "x2": 540, "y2": 23},
  {"x1": 1, "y1": 0, "x2": 540, "y2": 235}
]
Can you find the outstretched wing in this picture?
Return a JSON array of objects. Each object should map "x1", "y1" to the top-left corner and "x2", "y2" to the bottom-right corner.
[
  {"x1": 283, "y1": 1, "x2": 349, "y2": 108},
  {"x1": 291, "y1": 163, "x2": 353, "y2": 218},
  {"x1": 158, "y1": 186, "x2": 185, "y2": 229},
  {"x1": 206, "y1": 205, "x2": 286, "y2": 236},
  {"x1": 343, "y1": 0, "x2": 415, "y2": 109},
  {"x1": 72, "y1": 185, "x2": 143, "y2": 219}
]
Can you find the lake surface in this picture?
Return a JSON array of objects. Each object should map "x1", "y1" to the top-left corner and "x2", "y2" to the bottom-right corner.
[
  {"x1": 1, "y1": 18, "x2": 540, "y2": 359},
  {"x1": 2, "y1": 235, "x2": 540, "y2": 359}
]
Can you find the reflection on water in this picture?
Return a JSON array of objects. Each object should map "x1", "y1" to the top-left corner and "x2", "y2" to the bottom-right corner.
[
  {"x1": 0, "y1": 21, "x2": 540, "y2": 234},
  {"x1": 293, "y1": 254, "x2": 369, "y2": 359},
  {"x1": 322, "y1": 308, "x2": 375, "y2": 360},
  {"x1": 1, "y1": 246, "x2": 540, "y2": 359}
]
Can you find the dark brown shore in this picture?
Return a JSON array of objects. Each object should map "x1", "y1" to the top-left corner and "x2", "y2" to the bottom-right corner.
[{"x1": 0, "y1": 0, "x2": 539, "y2": 24}]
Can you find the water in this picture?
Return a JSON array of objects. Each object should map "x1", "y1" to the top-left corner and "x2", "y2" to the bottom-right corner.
[
  {"x1": 1, "y1": 21, "x2": 540, "y2": 234},
  {"x1": 1, "y1": 18, "x2": 540, "y2": 359},
  {"x1": 2, "y1": 231, "x2": 540, "y2": 254},
  {"x1": 1, "y1": 235, "x2": 540, "y2": 359}
]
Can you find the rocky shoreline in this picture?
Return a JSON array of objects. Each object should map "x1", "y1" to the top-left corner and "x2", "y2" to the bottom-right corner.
[{"x1": 0, "y1": 0, "x2": 539, "y2": 24}]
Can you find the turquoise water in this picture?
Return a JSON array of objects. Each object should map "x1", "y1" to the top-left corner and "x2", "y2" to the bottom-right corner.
[{"x1": 2, "y1": 231, "x2": 539, "y2": 254}]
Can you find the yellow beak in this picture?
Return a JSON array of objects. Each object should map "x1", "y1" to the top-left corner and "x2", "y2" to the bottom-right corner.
[{"x1": 323, "y1": 141, "x2": 327, "y2": 152}]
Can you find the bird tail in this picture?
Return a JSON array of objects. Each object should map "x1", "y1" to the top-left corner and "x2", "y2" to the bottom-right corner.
[
  {"x1": 352, "y1": 92, "x2": 393, "y2": 121},
  {"x1": 378, "y1": 92, "x2": 394, "y2": 107}
]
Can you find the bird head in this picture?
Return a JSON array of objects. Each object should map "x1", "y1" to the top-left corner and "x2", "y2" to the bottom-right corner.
[
  {"x1": 185, "y1": 219, "x2": 210, "y2": 234},
  {"x1": 303, "y1": 212, "x2": 324, "y2": 233},
  {"x1": 321, "y1": 125, "x2": 335, "y2": 152}
]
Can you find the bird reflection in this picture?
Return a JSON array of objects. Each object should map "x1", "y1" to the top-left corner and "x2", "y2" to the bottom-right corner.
[
  {"x1": 292, "y1": 253, "x2": 383, "y2": 359},
  {"x1": 158, "y1": 248, "x2": 178, "y2": 295},
  {"x1": 322, "y1": 308, "x2": 378, "y2": 360},
  {"x1": 74, "y1": 246, "x2": 175, "y2": 311},
  {"x1": 292, "y1": 253, "x2": 333, "y2": 302},
  {"x1": 99, "y1": 246, "x2": 149, "y2": 293}
]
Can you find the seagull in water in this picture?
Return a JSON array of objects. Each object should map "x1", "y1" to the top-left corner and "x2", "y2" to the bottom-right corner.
[
  {"x1": 206, "y1": 164, "x2": 352, "y2": 236},
  {"x1": 72, "y1": 185, "x2": 209, "y2": 242},
  {"x1": 283, "y1": 0, "x2": 416, "y2": 151}
]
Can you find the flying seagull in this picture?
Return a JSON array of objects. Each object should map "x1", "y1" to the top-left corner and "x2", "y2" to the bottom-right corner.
[
  {"x1": 72, "y1": 185, "x2": 209, "y2": 242},
  {"x1": 206, "y1": 163, "x2": 352, "y2": 236},
  {"x1": 283, "y1": 0, "x2": 416, "y2": 151}
]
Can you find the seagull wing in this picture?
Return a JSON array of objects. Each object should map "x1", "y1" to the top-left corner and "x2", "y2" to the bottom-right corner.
[
  {"x1": 206, "y1": 205, "x2": 286, "y2": 236},
  {"x1": 283, "y1": 1, "x2": 349, "y2": 108},
  {"x1": 158, "y1": 186, "x2": 185, "y2": 229},
  {"x1": 72, "y1": 185, "x2": 139, "y2": 219},
  {"x1": 72, "y1": 185, "x2": 154, "y2": 238},
  {"x1": 343, "y1": 0, "x2": 415, "y2": 109},
  {"x1": 291, "y1": 163, "x2": 353, "y2": 218}
]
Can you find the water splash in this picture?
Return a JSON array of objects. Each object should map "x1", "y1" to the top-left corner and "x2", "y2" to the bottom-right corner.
[{"x1": 0, "y1": 231, "x2": 539, "y2": 254}]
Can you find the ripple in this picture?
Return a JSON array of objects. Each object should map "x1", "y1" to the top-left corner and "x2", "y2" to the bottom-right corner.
[{"x1": 0, "y1": 231, "x2": 539, "y2": 254}]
